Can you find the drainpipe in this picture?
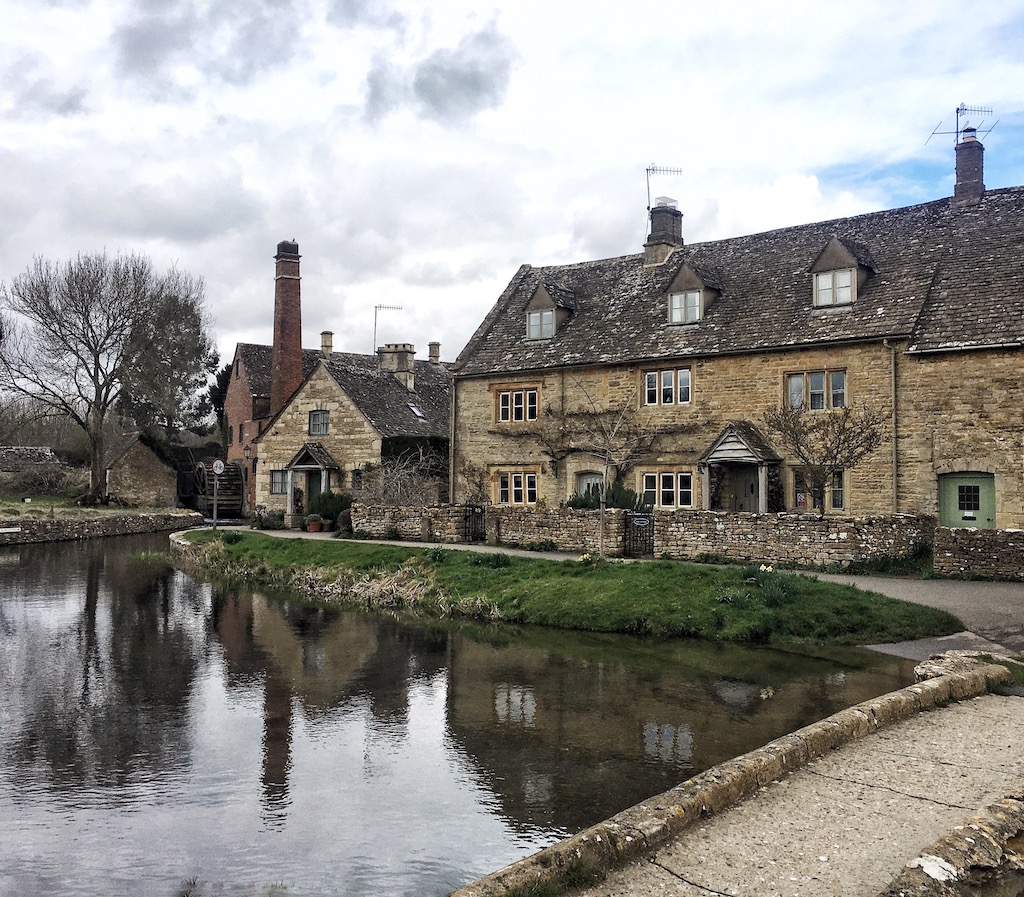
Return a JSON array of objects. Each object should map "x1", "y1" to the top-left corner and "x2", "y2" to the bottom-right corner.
[
  {"x1": 883, "y1": 339, "x2": 898, "y2": 513},
  {"x1": 449, "y1": 375, "x2": 457, "y2": 503}
]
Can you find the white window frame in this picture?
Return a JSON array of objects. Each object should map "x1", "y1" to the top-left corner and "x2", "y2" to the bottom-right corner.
[
  {"x1": 497, "y1": 471, "x2": 538, "y2": 505},
  {"x1": 669, "y1": 289, "x2": 702, "y2": 324},
  {"x1": 813, "y1": 268, "x2": 855, "y2": 307},
  {"x1": 526, "y1": 309, "x2": 555, "y2": 339},
  {"x1": 641, "y1": 471, "x2": 694, "y2": 508},
  {"x1": 831, "y1": 470, "x2": 845, "y2": 510},
  {"x1": 309, "y1": 410, "x2": 330, "y2": 436},
  {"x1": 644, "y1": 368, "x2": 692, "y2": 406},
  {"x1": 786, "y1": 370, "x2": 846, "y2": 410},
  {"x1": 497, "y1": 388, "x2": 539, "y2": 423}
]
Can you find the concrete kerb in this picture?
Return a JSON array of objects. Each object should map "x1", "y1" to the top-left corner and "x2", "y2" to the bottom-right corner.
[{"x1": 447, "y1": 661, "x2": 1013, "y2": 897}]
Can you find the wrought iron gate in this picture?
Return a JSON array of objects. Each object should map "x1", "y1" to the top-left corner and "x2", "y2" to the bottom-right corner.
[
  {"x1": 623, "y1": 511, "x2": 655, "y2": 558},
  {"x1": 463, "y1": 503, "x2": 486, "y2": 542}
]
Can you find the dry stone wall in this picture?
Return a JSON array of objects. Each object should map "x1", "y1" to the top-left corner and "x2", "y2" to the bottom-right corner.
[
  {"x1": 654, "y1": 510, "x2": 934, "y2": 566},
  {"x1": 351, "y1": 503, "x2": 931, "y2": 566},
  {"x1": 0, "y1": 511, "x2": 203, "y2": 546},
  {"x1": 933, "y1": 527, "x2": 1024, "y2": 579}
]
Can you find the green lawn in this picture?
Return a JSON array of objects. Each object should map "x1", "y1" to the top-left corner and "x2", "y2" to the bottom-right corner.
[{"x1": 183, "y1": 531, "x2": 963, "y2": 646}]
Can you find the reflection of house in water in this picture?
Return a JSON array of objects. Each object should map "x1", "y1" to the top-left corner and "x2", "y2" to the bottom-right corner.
[
  {"x1": 212, "y1": 592, "x2": 448, "y2": 823},
  {"x1": 444, "y1": 635, "x2": 912, "y2": 835}
]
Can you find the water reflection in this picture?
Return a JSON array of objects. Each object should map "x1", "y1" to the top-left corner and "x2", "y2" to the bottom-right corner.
[{"x1": 0, "y1": 535, "x2": 916, "y2": 897}]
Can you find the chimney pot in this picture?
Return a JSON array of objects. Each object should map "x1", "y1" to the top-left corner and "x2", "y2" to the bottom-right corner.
[
  {"x1": 321, "y1": 331, "x2": 333, "y2": 357},
  {"x1": 428, "y1": 341, "x2": 440, "y2": 364}
]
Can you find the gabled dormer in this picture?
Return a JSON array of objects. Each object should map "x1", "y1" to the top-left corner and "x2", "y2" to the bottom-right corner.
[
  {"x1": 809, "y1": 236, "x2": 877, "y2": 309},
  {"x1": 525, "y1": 282, "x2": 574, "y2": 340},
  {"x1": 665, "y1": 260, "x2": 720, "y2": 325}
]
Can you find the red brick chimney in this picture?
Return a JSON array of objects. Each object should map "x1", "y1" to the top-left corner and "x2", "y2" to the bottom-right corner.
[{"x1": 270, "y1": 240, "x2": 302, "y2": 416}]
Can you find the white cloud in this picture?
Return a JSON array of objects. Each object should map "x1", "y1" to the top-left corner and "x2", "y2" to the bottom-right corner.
[{"x1": 1, "y1": 0, "x2": 1023, "y2": 371}]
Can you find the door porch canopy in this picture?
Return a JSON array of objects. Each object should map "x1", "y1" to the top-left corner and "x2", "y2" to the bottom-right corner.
[
  {"x1": 698, "y1": 421, "x2": 782, "y2": 513},
  {"x1": 284, "y1": 442, "x2": 341, "y2": 515}
]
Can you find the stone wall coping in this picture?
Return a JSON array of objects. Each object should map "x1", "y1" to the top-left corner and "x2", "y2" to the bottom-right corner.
[
  {"x1": 448, "y1": 659, "x2": 1011, "y2": 897},
  {"x1": 0, "y1": 511, "x2": 204, "y2": 546}
]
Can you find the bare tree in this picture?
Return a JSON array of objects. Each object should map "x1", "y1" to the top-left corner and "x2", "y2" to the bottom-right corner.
[
  {"x1": 0, "y1": 253, "x2": 215, "y2": 503},
  {"x1": 359, "y1": 446, "x2": 448, "y2": 507},
  {"x1": 763, "y1": 405, "x2": 884, "y2": 513},
  {"x1": 504, "y1": 377, "x2": 690, "y2": 554}
]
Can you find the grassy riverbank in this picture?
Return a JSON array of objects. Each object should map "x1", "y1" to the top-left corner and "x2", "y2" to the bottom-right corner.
[{"x1": 181, "y1": 531, "x2": 963, "y2": 645}]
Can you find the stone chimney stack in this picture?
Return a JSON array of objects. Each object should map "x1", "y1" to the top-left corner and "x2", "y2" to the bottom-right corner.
[
  {"x1": 644, "y1": 197, "x2": 684, "y2": 266},
  {"x1": 270, "y1": 240, "x2": 302, "y2": 416},
  {"x1": 377, "y1": 342, "x2": 416, "y2": 390},
  {"x1": 428, "y1": 341, "x2": 441, "y2": 364},
  {"x1": 954, "y1": 128, "x2": 985, "y2": 207},
  {"x1": 321, "y1": 331, "x2": 333, "y2": 357}
]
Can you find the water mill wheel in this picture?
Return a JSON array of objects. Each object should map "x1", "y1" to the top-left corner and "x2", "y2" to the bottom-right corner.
[{"x1": 193, "y1": 460, "x2": 245, "y2": 518}]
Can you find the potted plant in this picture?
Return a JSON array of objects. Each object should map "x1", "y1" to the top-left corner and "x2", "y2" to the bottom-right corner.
[{"x1": 305, "y1": 513, "x2": 323, "y2": 532}]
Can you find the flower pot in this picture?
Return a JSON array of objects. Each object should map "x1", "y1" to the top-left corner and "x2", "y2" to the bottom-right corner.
[{"x1": 306, "y1": 520, "x2": 322, "y2": 532}]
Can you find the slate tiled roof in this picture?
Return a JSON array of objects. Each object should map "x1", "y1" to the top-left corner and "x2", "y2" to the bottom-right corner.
[
  {"x1": 454, "y1": 186, "x2": 1024, "y2": 377},
  {"x1": 0, "y1": 445, "x2": 60, "y2": 473},
  {"x1": 236, "y1": 343, "x2": 320, "y2": 399},
  {"x1": 322, "y1": 352, "x2": 451, "y2": 440}
]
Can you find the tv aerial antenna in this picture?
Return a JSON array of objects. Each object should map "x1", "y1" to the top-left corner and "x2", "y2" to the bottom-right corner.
[
  {"x1": 646, "y1": 164, "x2": 684, "y2": 211},
  {"x1": 373, "y1": 304, "x2": 403, "y2": 353},
  {"x1": 927, "y1": 103, "x2": 998, "y2": 145}
]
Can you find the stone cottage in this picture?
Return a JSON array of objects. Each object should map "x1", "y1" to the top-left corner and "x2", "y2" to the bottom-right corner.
[
  {"x1": 253, "y1": 340, "x2": 451, "y2": 522},
  {"x1": 450, "y1": 130, "x2": 1024, "y2": 529}
]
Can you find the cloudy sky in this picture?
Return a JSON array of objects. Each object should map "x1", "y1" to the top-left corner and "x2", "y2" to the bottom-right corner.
[{"x1": 3, "y1": 0, "x2": 1023, "y2": 369}]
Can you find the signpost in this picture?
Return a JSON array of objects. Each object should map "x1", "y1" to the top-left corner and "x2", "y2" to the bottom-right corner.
[{"x1": 212, "y1": 459, "x2": 225, "y2": 529}]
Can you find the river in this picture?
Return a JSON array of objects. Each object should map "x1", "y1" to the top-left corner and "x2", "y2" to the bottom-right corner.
[{"x1": 0, "y1": 534, "x2": 916, "y2": 896}]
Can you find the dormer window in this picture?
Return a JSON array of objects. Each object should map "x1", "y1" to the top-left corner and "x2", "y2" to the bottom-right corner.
[
  {"x1": 669, "y1": 290, "x2": 702, "y2": 324},
  {"x1": 527, "y1": 309, "x2": 554, "y2": 339},
  {"x1": 813, "y1": 269, "x2": 854, "y2": 307}
]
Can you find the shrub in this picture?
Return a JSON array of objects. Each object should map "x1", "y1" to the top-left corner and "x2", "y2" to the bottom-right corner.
[
  {"x1": 565, "y1": 481, "x2": 644, "y2": 511},
  {"x1": 471, "y1": 552, "x2": 511, "y2": 568},
  {"x1": 425, "y1": 545, "x2": 451, "y2": 564},
  {"x1": 526, "y1": 539, "x2": 557, "y2": 552},
  {"x1": 306, "y1": 491, "x2": 352, "y2": 523},
  {"x1": 385, "y1": 525, "x2": 401, "y2": 540},
  {"x1": 219, "y1": 530, "x2": 244, "y2": 545},
  {"x1": 250, "y1": 508, "x2": 286, "y2": 530}
]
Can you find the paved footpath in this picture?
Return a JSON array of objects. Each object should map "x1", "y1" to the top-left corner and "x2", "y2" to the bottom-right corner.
[{"x1": 569, "y1": 691, "x2": 1024, "y2": 897}]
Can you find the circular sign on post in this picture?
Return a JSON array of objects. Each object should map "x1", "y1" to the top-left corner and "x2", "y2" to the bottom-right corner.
[{"x1": 212, "y1": 459, "x2": 225, "y2": 476}]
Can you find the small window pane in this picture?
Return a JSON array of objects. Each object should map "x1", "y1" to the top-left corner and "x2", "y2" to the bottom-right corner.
[
  {"x1": 660, "y1": 472, "x2": 675, "y2": 507},
  {"x1": 513, "y1": 391, "x2": 525, "y2": 421},
  {"x1": 788, "y1": 374, "x2": 805, "y2": 409},
  {"x1": 642, "y1": 473, "x2": 657, "y2": 507},
  {"x1": 678, "y1": 473, "x2": 693, "y2": 507},
  {"x1": 526, "y1": 474, "x2": 538, "y2": 504},
  {"x1": 808, "y1": 372, "x2": 825, "y2": 410},
  {"x1": 499, "y1": 393, "x2": 511, "y2": 421},
  {"x1": 835, "y1": 269, "x2": 853, "y2": 304},
  {"x1": 499, "y1": 474, "x2": 510, "y2": 504},
  {"x1": 645, "y1": 372, "x2": 658, "y2": 405},
  {"x1": 815, "y1": 272, "x2": 833, "y2": 306},
  {"x1": 830, "y1": 371, "x2": 846, "y2": 408},
  {"x1": 526, "y1": 389, "x2": 538, "y2": 420},
  {"x1": 831, "y1": 471, "x2": 844, "y2": 510},
  {"x1": 512, "y1": 474, "x2": 524, "y2": 504},
  {"x1": 661, "y1": 370, "x2": 674, "y2": 404},
  {"x1": 677, "y1": 369, "x2": 691, "y2": 403},
  {"x1": 958, "y1": 485, "x2": 980, "y2": 512}
]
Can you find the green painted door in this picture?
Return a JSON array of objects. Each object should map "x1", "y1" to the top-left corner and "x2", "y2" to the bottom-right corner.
[{"x1": 939, "y1": 473, "x2": 995, "y2": 528}]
